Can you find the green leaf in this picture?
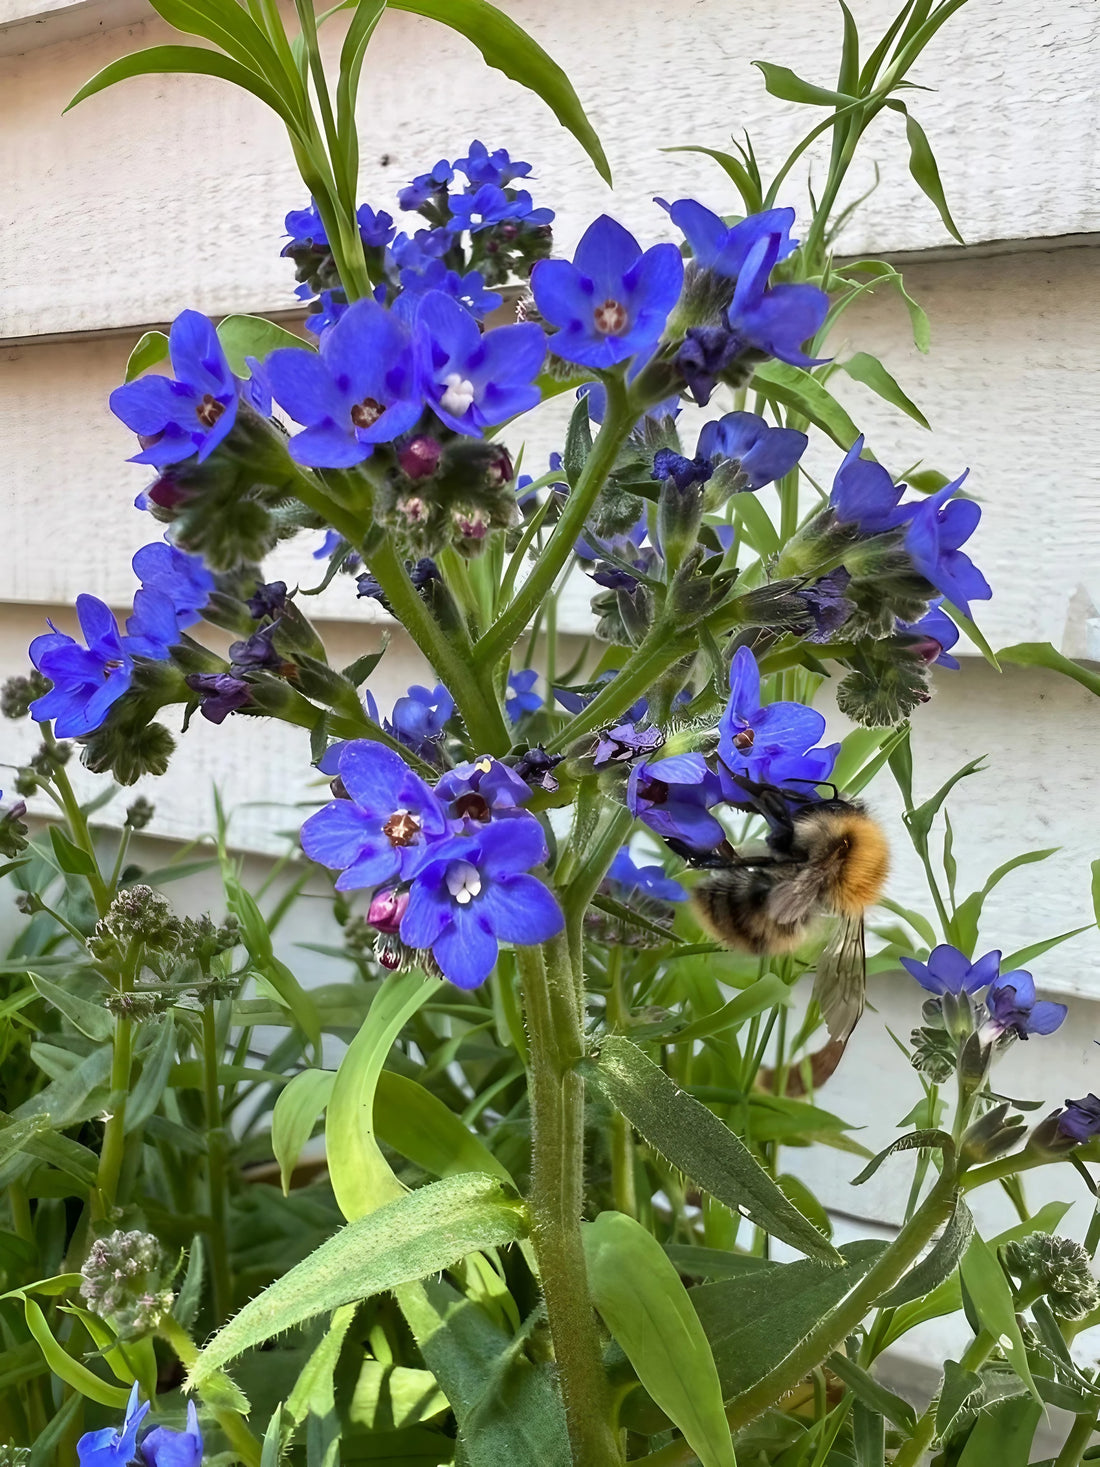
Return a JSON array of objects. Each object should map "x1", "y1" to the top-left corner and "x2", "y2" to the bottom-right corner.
[
  {"x1": 376, "y1": 1070, "x2": 514, "y2": 1187},
  {"x1": 956, "y1": 1396, "x2": 1042, "y2": 1466},
  {"x1": 125, "y1": 1015, "x2": 178, "y2": 1133},
  {"x1": 562, "y1": 392, "x2": 593, "y2": 487},
  {"x1": 904, "y1": 755, "x2": 986, "y2": 845},
  {"x1": 189, "y1": 1172, "x2": 525, "y2": 1387},
  {"x1": 827, "y1": 1351, "x2": 915, "y2": 1432},
  {"x1": 398, "y1": 1278, "x2": 570, "y2": 1466},
  {"x1": 125, "y1": 331, "x2": 169, "y2": 381},
  {"x1": 959, "y1": 1231, "x2": 1037, "y2": 1399},
  {"x1": 692, "y1": 1241, "x2": 886, "y2": 1400},
  {"x1": 661, "y1": 145, "x2": 763, "y2": 214},
  {"x1": 663, "y1": 1245, "x2": 773, "y2": 1282},
  {"x1": 732, "y1": 491, "x2": 780, "y2": 558},
  {"x1": 839, "y1": 351, "x2": 930, "y2": 430},
  {"x1": 665, "y1": 975, "x2": 793, "y2": 1045},
  {"x1": 935, "y1": 1357, "x2": 984, "y2": 1439},
  {"x1": 29, "y1": 973, "x2": 112, "y2": 1042},
  {"x1": 585, "y1": 1212, "x2": 736, "y2": 1467},
  {"x1": 944, "y1": 600, "x2": 1001, "y2": 670},
  {"x1": 843, "y1": 260, "x2": 931, "y2": 353},
  {"x1": 66, "y1": 45, "x2": 301, "y2": 130},
  {"x1": 1000, "y1": 925, "x2": 1093, "y2": 971},
  {"x1": 852, "y1": 1399, "x2": 885, "y2": 1467},
  {"x1": 326, "y1": 968, "x2": 440, "y2": 1220},
  {"x1": 998, "y1": 641, "x2": 1100, "y2": 699},
  {"x1": 48, "y1": 825, "x2": 98, "y2": 878},
  {"x1": 851, "y1": 1130, "x2": 953, "y2": 1185},
  {"x1": 227, "y1": 875, "x2": 321, "y2": 1057},
  {"x1": 877, "y1": 897, "x2": 937, "y2": 951},
  {"x1": 877, "y1": 1192, "x2": 973, "y2": 1308},
  {"x1": 584, "y1": 1036, "x2": 840, "y2": 1263},
  {"x1": 752, "y1": 60, "x2": 856, "y2": 107},
  {"x1": 272, "y1": 1068, "x2": 335, "y2": 1194},
  {"x1": 217, "y1": 315, "x2": 308, "y2": 375},
  {"x1": 751, "y1": 361, "x2": 860, "y2": 448},
  {"x1": 389, "y1": 0, "x2": 610, "y2": 184},
  {"x1": 259, "y1": 1402, "x2": 284, "y2": 1467},
  {"x1": 350, "y1": 1359, "x2": 449, "y2": 1430},
  {"x1": 886, "y1": 100, "x2": 964, "y2": 244},
  {"x1": 335, "y1": 0, "x2": 388, "y2": 203},
  {"x1": 24, "y1": 1298, "x2": 131, "y2": 1407},
  {"x1": 951, "y1": 848, "x2": 1060, "y2": 956}
]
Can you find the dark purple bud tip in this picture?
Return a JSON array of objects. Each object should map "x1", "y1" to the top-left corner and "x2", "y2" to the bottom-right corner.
[
  {"x1": 398, "y1": 436, "x2": 443, "y2": 480},
  {"x1": 185, "y1": 672, "x2": 251, "y2": 724},
  {"x1": 367, "y1": 887, "x2": 409, "y2": 934}
]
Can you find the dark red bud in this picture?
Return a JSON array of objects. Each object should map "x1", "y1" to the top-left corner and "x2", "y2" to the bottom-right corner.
[{"x1": 398, "y1": 436, "x2": 442, "y2": 480}]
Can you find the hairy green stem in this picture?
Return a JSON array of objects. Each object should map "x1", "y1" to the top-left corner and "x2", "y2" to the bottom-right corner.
[
  {"x1": 48, "y1": 755, "x2": 110, "y2": 917},
  {"x1": 518, "y1": 936, "x2": 622, "y2": 1467},
  {"x1": 1054, "y1": 1409, "x2": 1099, "y2": 1467},
  {"x1": 202, "y1": 1003, "x2": 233, "y2": 1325},
  {"x1": 476, "y1": 375, "x2": 633, "y2": 667},
  {"x1": 94, "y1": 940, "x2": 140, "y2": 1216},
  {"x1": 724, "y1": 1166, "x2": 958, "y2": 1433}
]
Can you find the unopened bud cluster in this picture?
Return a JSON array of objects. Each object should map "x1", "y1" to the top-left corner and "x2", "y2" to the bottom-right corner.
[
  {"x1": 79, "y1": 1229, "x2": 175, "y2": 1340},
  {"x1": 1002, "y1": 1233, "x2": 1100, "y2": 1320}
]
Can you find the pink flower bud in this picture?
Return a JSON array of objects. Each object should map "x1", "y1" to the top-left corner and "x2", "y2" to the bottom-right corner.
[
  {"x1": 398, "y1": 436, "x2": 442, "y2": 480},
  {"x1": 368, "y1": 887, "x2": 409, "y2": 934}
]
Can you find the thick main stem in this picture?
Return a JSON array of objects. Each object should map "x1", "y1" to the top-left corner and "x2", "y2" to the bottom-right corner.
[
  {"x1": 518, "y1": 936, "x2": 622, "y2": 1467},
  {"x1": 202, "y1": 1003, "x2": 233, "y2": 1324}
]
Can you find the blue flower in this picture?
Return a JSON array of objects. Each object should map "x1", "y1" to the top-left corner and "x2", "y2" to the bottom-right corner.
[
  {"x1": 389, "y1": 228, "x2": 450, "y2": 272},
  {"x1": 627, "y1": 753, "x2": 727, "y2": 850},
  {"x1": 904, "y1": 477, "x2": 992, "y2": 618},
  {"x1": 606, "y1": 847, "x2": 687, "y2": 904},
  {"x1": 304, "y1": 290, "x2": 350, "y2": 337},
  {"x1": 399, "y1": 161, "x2": 454, "y2": 210},
  {"x1": 131, "y1": 542, "x2": 214, "y2": 628},
  {"x1": 447, "y1": 185, "x2": 552, "y2": 235},
  {"x1": 140, "y1": 1400, "x2": 203, "y2": 1467},
  {"x1": 829, "y1": 436, "x2": 911, "y2": 533},
  {"x1": 984, "y1": 968, "x2": 1067, "y2": 1040},
  {"x1": 283, "y1": 201, "x2": 328, "y2": 253},
  {"x1": 695, "y1": 411, "x2": 807, "y2": 491},
  {"x1": 400, "y1": 819, "x2": 563, "y2": 988},
  {"x1": 531, "y1": 215, "x2": 684, "y2": 369},
  {"x1": 717, "y1": 647, "x2": 837, "y2": 788},
  {"x1": 454, "y1": 141, "x2": 532, "y2": 189},
  {"x1": 899, "y1": 943, "x2": 1001, "y2": 995},
  {"x1": 125, "y1": 588, "x2": 183, "y2": 660},
  {"x1": 414, "y1": 291, "x2": 544, "y2": 434},
  {"x1": 389, "y1": 683, "x2": 454, "y2": 753},
  {"x1": 659, "y1": 199, "x2": 799, "y2": 278},
  {"x1": 397, "y1": 260, "x2": 503, "y2": 320},
  {"x1": 652, "y1": 448, "x2": 713, "y2": 493},
  {"x1": 506, "y1": 669, "x2": 541, "y2": 723},
  {"x1": 1057, "y1": 1095, "x2": 1100, "y2": 1144},
  {"x1": 356, "y1": 203, "x2": 395, "y2": 249},
  {"x1": 574, "y1": 510, "x2": 648, "y2": 567},
  {"x1": 266, "y1": 300, "x2": 422, "y2": 467},
  {"x1": 29, "y1": 596, "x2": 137, "y2": 737},
  {"x1": 436, "y1": 756, "x2": 535, "y2": 826},
  {"x1": 726, "y1": 235, "x2": 829, "y2": 368},
  {"x1": 301, "y1": 741, "x2": 450, "y2": 890},
  {"x1": 110, "y1": 311, "x2": 240, "y2": 467},
  {"x1": 796, "y1": 569, "x2": 854, "y2": 643},
  {"x1": 897, "y1": 599, "x2": 960, "y2": 669},
  {"x1": 77, "y1": 1383, "x2": 150, "y2": 1467}
]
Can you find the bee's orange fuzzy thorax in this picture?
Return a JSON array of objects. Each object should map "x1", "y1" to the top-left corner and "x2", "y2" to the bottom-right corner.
[{"x1": 832, "y1": 814, "x2": 889, "y2": 914}]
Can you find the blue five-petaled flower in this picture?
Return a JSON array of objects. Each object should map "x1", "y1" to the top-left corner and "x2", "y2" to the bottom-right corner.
[
  {"x1": 77, "y1": 1384, "x2": 202, "y2": 1467},
  {"x1": 531, "y1": 215, "x2": 684, "y2": 369},
  {"x1": 717, "y1": 647, "x2": 839, "y2": 793}
]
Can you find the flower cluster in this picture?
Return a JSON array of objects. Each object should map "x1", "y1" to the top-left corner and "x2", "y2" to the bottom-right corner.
[
  {"x1": 901, "y1": 942, "x2": 1067, "y2": 1042},
  {"x1": 79, "y1": 1229, "x2": 175, "y2": 1340},
  {"x1": 77, "y1": 1384, "x2": 201, "y2": 1467},
  {"x1": 28, "y1": 539, "x2": 212, "y2": 738},
  {"x1": 302, "y1": 742, "x2": 562, "y2": 987}
]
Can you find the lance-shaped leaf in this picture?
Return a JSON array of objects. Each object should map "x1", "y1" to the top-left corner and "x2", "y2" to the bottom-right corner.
[
  {"x1": 877, "y1": 1192, "x2": 973, "y2": 1308},
  {"x1": 959, "y1": 1231, "x2": 1038, "y2": 1399},
  {"x1": 188, "y1": 1173, "x2": 526, "y2": 1387},
  {"x1": 751, "y1": 361, "x2": 860, "y2": 449},
  {"x1": 390, "y1": 0, "x2": 610, "y2": 184},
  {"x1": 583, "y1": 1036, "x2": 840, "y2": 1263},
  {"x1": 827, "y1": 1351, "x2": 916, "y2": 1432},
  {"x1": 851, "y1": 1129, "x2": 954, "y2": 1185},
  {"x1": 585, "y1": 1212, "x2": 736, "y2": 1467},
  {"x1": 838, "y1": 351, "x2": 930, "y2": 430}
]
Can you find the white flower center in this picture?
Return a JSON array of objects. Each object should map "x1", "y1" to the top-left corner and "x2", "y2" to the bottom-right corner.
[
  {"x1": 445, "y1": 860, "x2": 482, "y2": 905},
  {"x1": 440, "y1": 372, "x2": 477, "y2": 416}
]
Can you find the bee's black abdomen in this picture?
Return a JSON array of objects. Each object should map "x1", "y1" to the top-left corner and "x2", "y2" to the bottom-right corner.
[{"x1": 691, "y1": 867, "x2": 808, "y2": 955}]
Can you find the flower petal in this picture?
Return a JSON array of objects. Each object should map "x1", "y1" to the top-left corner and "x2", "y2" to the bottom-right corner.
[
  {"x1": 300, "y1": 800, "x2": 377, "y2": 869},
  {"x1": 476, "y1": 873, "x2": 564, "y2": 945},
  {"x1": 432, "y1": 911, "x2": 499, "y2": 989}
]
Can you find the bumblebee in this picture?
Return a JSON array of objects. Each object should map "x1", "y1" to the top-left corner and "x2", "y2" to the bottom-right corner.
[{"x1": 669, "y1": 777, "x2": 889, "y2": 1043}]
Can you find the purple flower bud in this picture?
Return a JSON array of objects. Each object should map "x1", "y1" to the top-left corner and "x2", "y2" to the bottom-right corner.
[
  {"x1": 368, "y1": 888, "x2": 409, "y2": 934},
  {"x1": 1057, "y1": 1094, "x2": 1100, "y2": 1145},
  {"x1": 398, "y1": 436, "x2": 443, "y2": 480},
  {"x1": 513, "y1": 746, "x2": 562, "y2": 793},
  {"x1": 592, "y1": 722, "x2": 666, "y2": 766},
  {"x1": 185, "y1": 673, "x2": 252, "y2": 724},
  {"x1": 247, "y1": 581, "x2": 288, "y2": 620}
]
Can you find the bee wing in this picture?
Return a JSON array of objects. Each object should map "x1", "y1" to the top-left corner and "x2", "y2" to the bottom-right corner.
[
  {"x1": 811, "y1": 913, "x2": 866, "y2": 1043},
  {"x1": 765, "y1": 864, "x2": 834, "y2": 928}
]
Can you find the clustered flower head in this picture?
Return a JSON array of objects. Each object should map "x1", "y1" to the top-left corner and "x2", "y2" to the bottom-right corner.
[
  {"x1": 302, "y1": 740, "x2": 563, "y2": 988},
  {"x1": 77, "y1": 1384, "x2": 201, "y2": 1467},
  {"x1": 79, "y1": 1230, "x2": 175, "y2": 1341}
]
